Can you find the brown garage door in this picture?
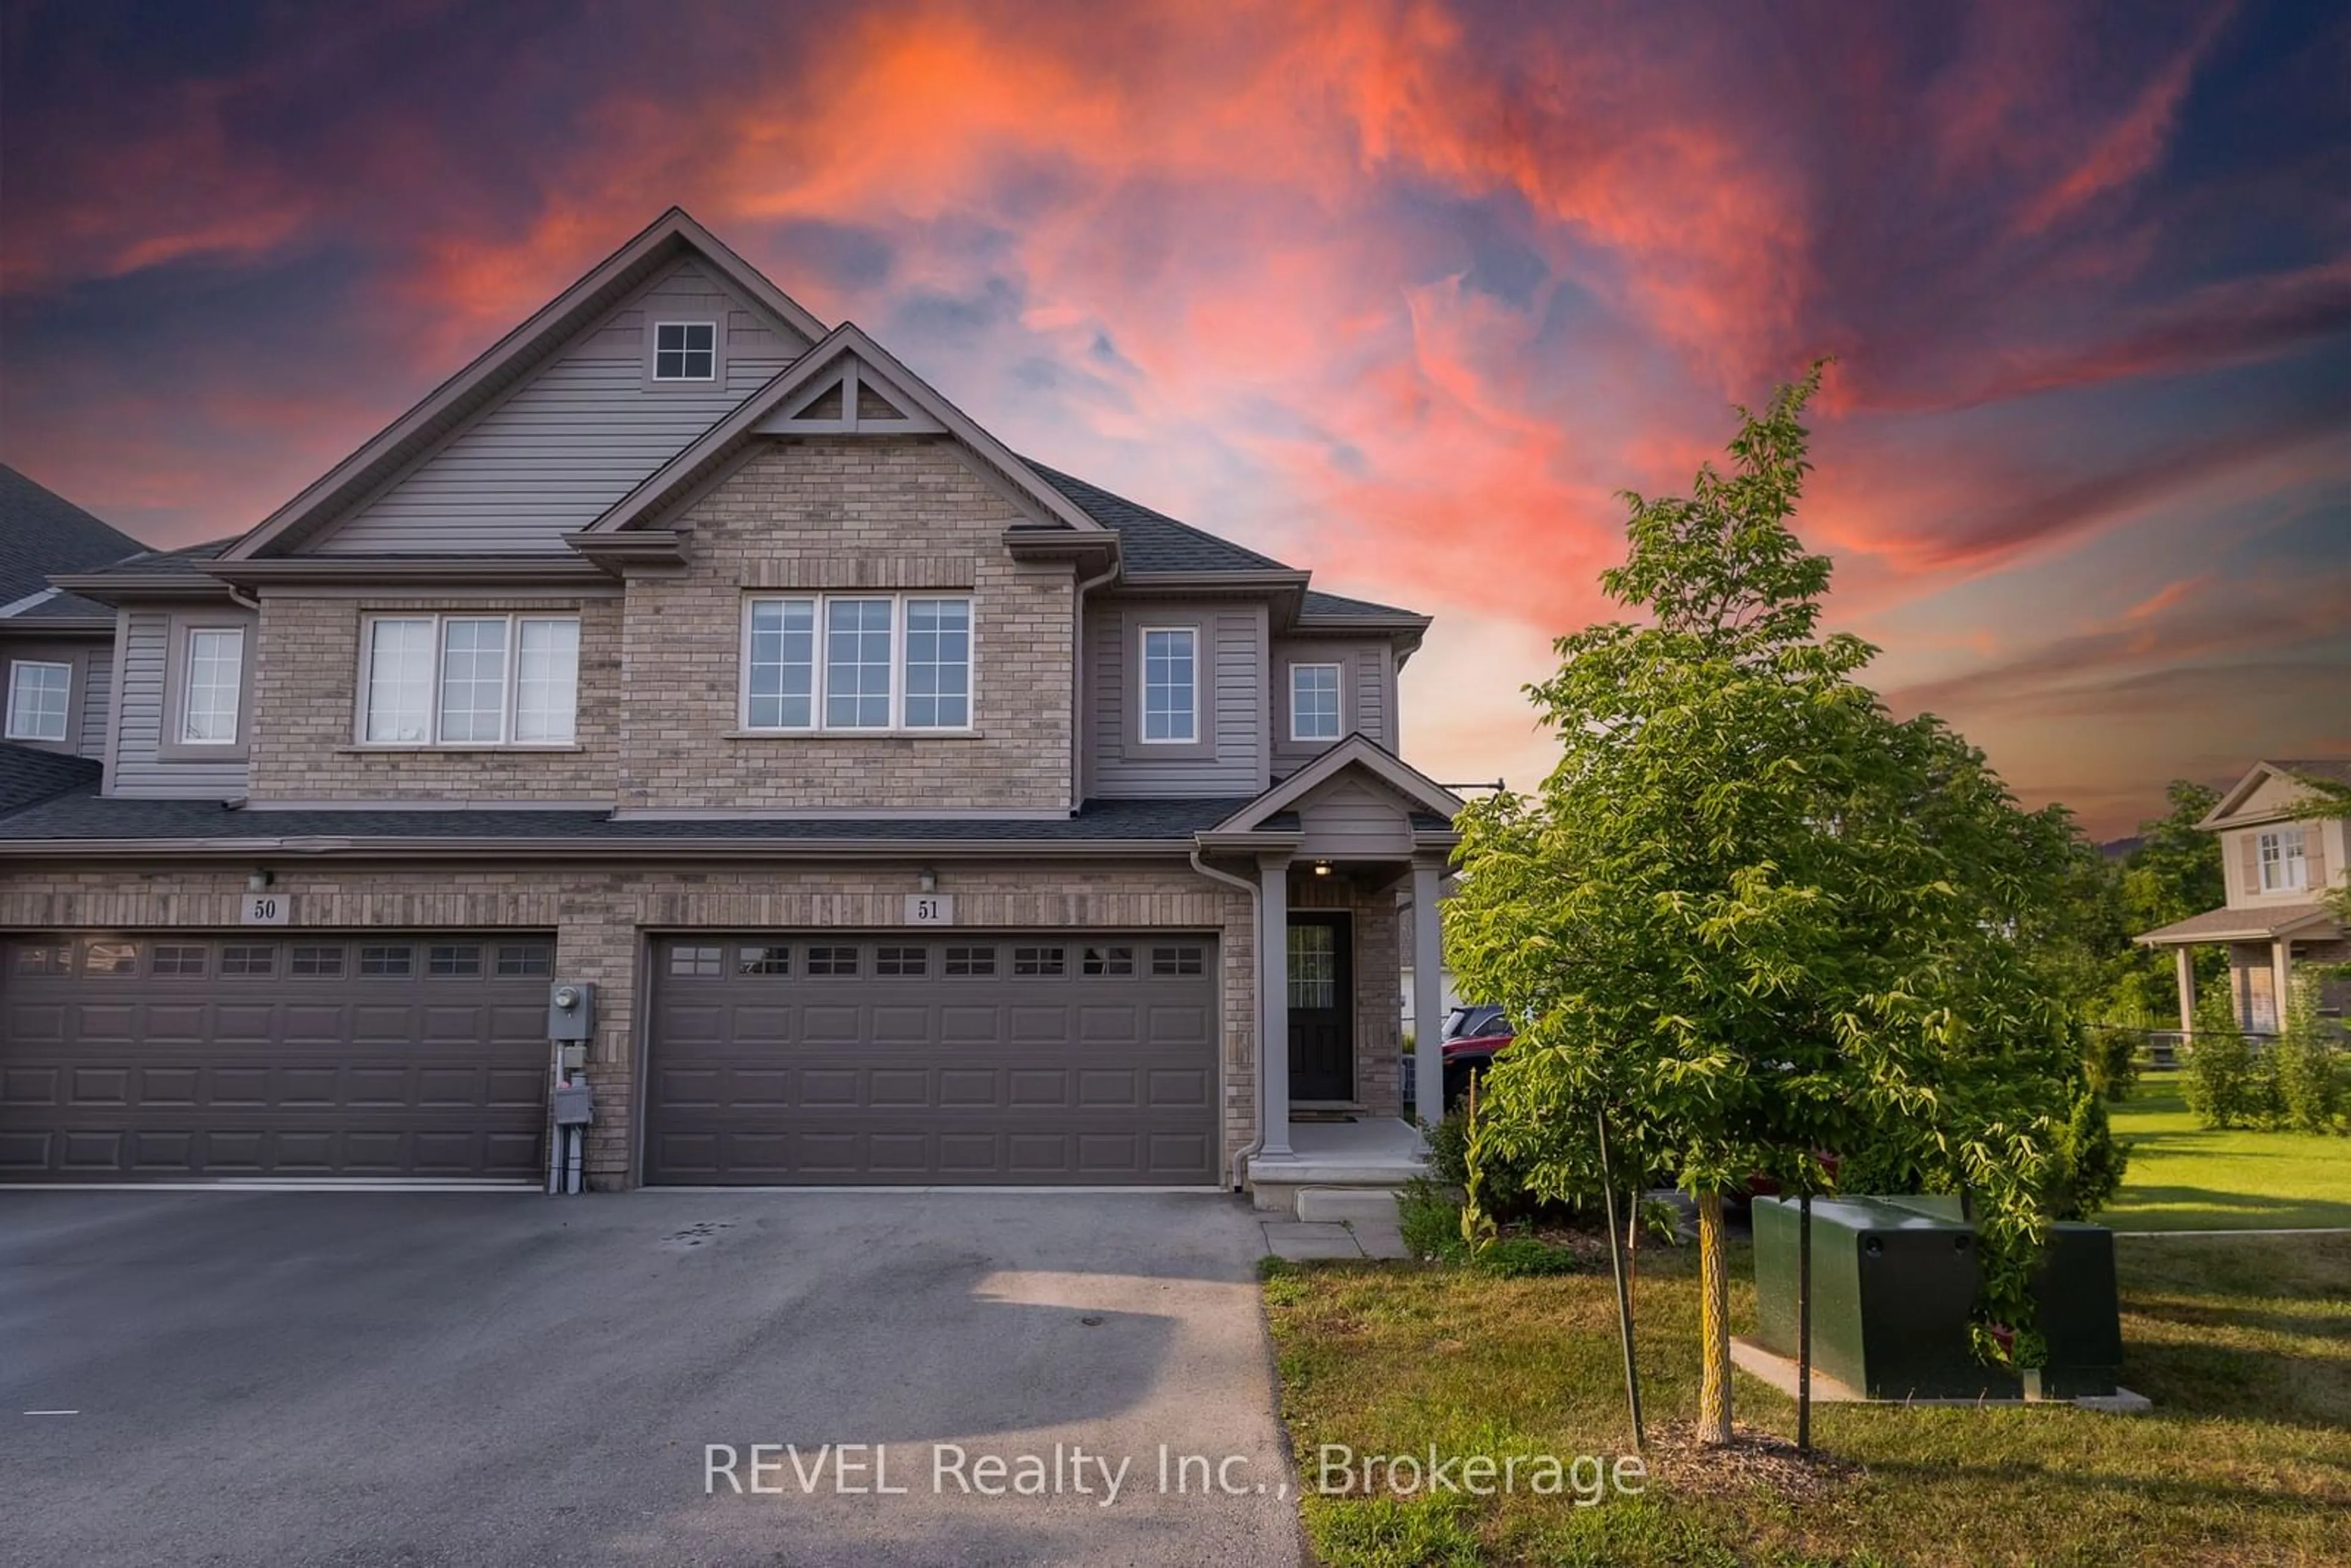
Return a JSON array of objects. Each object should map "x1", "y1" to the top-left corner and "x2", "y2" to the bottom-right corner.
[
  {"x1": 647, "y1": 933, "x2": 1220, "y2": 1185},
  {"x1": 0, "y1": 934, "x2": 552, "y2": 1182}
]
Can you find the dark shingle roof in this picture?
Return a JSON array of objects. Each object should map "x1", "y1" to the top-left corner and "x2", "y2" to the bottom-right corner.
[
  {"x1": 1301, "y1": 588, "x2": 1422, "y2": 620},
  {"x1": 1024, "y1": 461, "x2": 1291, "y2": 574},
  {"x1": 0, "y1": 465, "x2": 146, "y2": 604},
  {"x1": 0, "y1": 741, "x2": 103, "y2": 817},
  {"x1": 61, "y1": 537, "x2": 236, "y2": 580},
  {"x1": 0, "y1": 793, "x2": 1258, "y2": 847}
]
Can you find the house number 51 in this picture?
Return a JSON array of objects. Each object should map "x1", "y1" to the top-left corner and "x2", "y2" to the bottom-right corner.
[{"x1": 905, "y1": 895, "x2": 953, "y2": 924}]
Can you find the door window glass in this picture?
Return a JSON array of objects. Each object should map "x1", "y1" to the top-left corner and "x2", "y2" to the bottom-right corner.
[{"x1": 1288, "y1": 923, "x2": 1337, "y2": 1008}]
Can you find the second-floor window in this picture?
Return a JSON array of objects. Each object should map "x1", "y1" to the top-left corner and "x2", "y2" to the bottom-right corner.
[
  {"x1": 1289, "y1": 662, "x2": 1342, "y2": 742},
  {"x1": 179, "y1": 628, "x2": 245, "y2": 746},
  {"x1": 1140, "y1": 626, "x2": 1198, "y2": 744},
  {"x1": 361, "y1": 614, "x2": 580, "y2": 746},
  {"x1": 4, "y1": 660, "x2": 70, "y2": 743},
  {"x1": 743, "y1": 594, "x2": 972, "y2": 732},
  {"x1": 2257, "y1": 829, "x2": 2308, "y2": 893}
]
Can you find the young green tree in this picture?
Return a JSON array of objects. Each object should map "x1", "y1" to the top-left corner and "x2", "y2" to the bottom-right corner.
[
  {"x1": 1449, "y1": 366, "x2": 2096, "y2": 1448},
  {"x1": 2109, "y1": 781, "x2": 2228, "y2": 1026}
]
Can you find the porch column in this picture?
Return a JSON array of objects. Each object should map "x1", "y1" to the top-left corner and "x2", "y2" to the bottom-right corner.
[
  {"x1": 1412, "y1": 855, "x2": 1445, "y2": 1130},
  {"x1": 2173, "y1": 945, "x2": 2197, "y2": 1040},
  {"x1": 2273, "y1": 939, "x2": 2295, "y2": 1035},
  {"x1": 1259, "y1": 853, "x2": 1292, "y2": 1158}
]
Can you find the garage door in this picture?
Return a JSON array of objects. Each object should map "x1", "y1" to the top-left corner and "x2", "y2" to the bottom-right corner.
[
  {"x1": 0, "y1": 934, "x2": 553, "y2": 1182},
  {"x1": 647, "y1": 933, "x2": 1220, "y2": 1185}
]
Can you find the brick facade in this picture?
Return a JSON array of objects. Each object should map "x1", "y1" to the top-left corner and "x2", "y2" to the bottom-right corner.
[
  {"x1": 618, "y1": 438, "x2": 1074, "y2": 812},
  {"x1": 0, "y1": 856, "x2": 1258, "y2": 1188}
]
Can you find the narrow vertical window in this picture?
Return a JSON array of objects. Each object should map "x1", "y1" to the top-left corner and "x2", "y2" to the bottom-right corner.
[
  {"x1": 180, "y1": 629, "x2": 245, "y2": 745},
  {"x1": 1141, "y1": 627, "x2": 1198, "y2": 743},
  {"x1": 903, "y1": 598, "x2": 971, "y2": 729},
  {"x1": 364, "y1": 619, "x2": 436, "y2": 743},
  {"x1": 4, "y1": 660, "x2": 70, "y2": 743},
  {"x1": 437, "y1": 618, "x2": 509, "y2": 743},
  {"x1": 746, "y1": 599, "x2": 817, "y2": 729},
  {"x1": 513, "y1": 618, "x2": 579, "y2": 743},
  {"x1": 824, "y1": 598, "x2": 894, "y2": 729},
  {"x1": 653, "y1": 322, "x2": 716, "y2": 380},
  {"x1": 1288, "y1": 662, "x2": 1341, "y2": 742}
]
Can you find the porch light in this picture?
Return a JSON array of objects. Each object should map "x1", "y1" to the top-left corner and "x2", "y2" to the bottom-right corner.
[
  {"x1": 917, "y1": 868, "x2": 938, "y2": 893},
  {"x1": 1313, "y1": 860, "x2": 1332, "y2": 877},
  {"x1": 247, "y1": 869, "x2": 274, "y2": 892}
]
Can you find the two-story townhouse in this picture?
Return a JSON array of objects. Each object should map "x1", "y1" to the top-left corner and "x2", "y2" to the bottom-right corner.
[
  {"x1": 0, "y1": 209, "x2": 1457, "y2": 1207},
  {"x1": 2134, "y1": 759, "x2": 2350, "y2": 1035},
  {"x1": 0, "y1": 465, "x2": 148, "y2": 790}
]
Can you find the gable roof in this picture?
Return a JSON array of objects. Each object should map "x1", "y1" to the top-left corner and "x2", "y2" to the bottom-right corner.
[
  {"x1": 227, "y1": 208, "x2": 828, "y2": 560},
  {"x1": 1208, "y1": 732, "x2": 1463, "y2": 837},
  {"x1": 583, "y1": 324, "x2": 1108, "y2": 537},
  {"x1": 0, "y1": 740, "x2": 102, "y2": 818},
  {"x1": 0, "y1": 464, "x2": 145, "y2": 604},
  {"x1": 1025, "y1": 463, "x2": 1287, "y2": 573},
  {"x1": 2200, "y1": 758, "x2": 2351, "y2": 828}
]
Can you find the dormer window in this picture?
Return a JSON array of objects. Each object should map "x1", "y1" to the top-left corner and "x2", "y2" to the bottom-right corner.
[
  {"x1": 653, "y1": 322, "x2": 716, "y2": 381},
  {"x1": 2257, "y1": 829, "x2": 2308, "y2": 893}
]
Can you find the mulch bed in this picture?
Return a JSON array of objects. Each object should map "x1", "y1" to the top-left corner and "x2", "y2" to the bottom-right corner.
[{"x1": 1641, "y1": 1420, "x2": 1862, "y2": 1502}]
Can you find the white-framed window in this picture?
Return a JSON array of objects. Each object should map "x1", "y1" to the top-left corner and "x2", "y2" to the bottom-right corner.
[
  {"x1": 4, "y1": 659, "x2": 70, "y2": 743},
  {"x1": 359, "y1": 613, "x2": 580, "y2": 746},
  {"x1": 1289, "y1": 662, "x2": 1342, "y2": 742},
  {"x1": 179, "y1": 628, "x2": 244, "y2": 745},
  {"x1": 1139, "y1": 626, "x2": 1198, "y2": 744},
  {"x1": 653, "y1": 321, "x2": 716, "y2": 381},
  {"x1": 2257, "y1": 829, "x2": 2308, "y2": 893},
  {"x1": 741, "y1": 593, "x2": 974, "y2": 733}
]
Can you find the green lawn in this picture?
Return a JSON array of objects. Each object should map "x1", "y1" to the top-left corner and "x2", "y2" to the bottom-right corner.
[
  {"x1": 1264, "y1": 1233, "x2": 2351, "y2": 1567},
  {"x1": 2095, "y1": 1075, "x2": 2351, "y2": 1232}
]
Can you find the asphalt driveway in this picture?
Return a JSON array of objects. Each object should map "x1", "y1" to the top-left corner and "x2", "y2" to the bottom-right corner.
[{"x1": 0, "y1": 1190, "x2": 1302, "y2": 1567}]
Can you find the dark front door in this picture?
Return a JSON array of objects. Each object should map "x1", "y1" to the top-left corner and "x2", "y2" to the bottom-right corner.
[{"x1": 1286, "y1": 913, "x2": 1354, "y2": 1101}]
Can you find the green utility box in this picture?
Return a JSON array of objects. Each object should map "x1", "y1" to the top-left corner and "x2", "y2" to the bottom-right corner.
[{"x1": 1752, "y1": 1196, "x2": 2123, "y2": 1400}]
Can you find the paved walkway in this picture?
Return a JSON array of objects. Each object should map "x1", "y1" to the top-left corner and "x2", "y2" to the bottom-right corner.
[{"x1": 1259, "y1": 1218, "x2": 1411, "y2": 1261}]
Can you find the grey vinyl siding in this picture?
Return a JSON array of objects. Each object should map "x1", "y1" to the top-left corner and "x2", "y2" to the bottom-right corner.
[
  {"x1": 1089, "y1": 599, "x2": 1267, "y2": 796},
  {"x1": 1270, "y1": 639, "x2": 1392, "y2": 773},
  {"x1": 313, "y1": 259, "x2": 799, "y2": 553},
  {"x1": 77, "y1": 648, "x2": 110, "y2": 761},
  {"x1": 110, "y1": 609, "x2": 252, "y2": 798},
  {"x1": 1295, "y1": 777, "x2": 1418, "y2": 858}
]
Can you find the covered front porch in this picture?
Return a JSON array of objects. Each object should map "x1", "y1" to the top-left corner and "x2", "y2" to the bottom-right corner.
[
  {"x1": 1194, "y1": 735, "x2": 1462, "y2": 1217},
  {"x1": 2135, "y1": 902, "x2": 2347, "y2": 1037}
]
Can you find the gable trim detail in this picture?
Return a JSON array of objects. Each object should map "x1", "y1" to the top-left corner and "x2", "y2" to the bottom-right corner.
[{"x1": 1204, "y1": 733, "x2": 1464, "y2": 837}]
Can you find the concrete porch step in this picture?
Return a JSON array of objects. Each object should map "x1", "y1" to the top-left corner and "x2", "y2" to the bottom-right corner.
[{"x1": 1295, "y1": 1186, "x2": 1411, "y2": 1224}]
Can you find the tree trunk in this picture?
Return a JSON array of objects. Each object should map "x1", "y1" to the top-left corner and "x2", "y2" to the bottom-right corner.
[{"x1": 1697, "y1": 1190, "x2": 1733, "y2": 1446}]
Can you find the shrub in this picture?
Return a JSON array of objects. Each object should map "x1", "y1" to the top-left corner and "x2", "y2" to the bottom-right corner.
[
  {"x1": 1472, "y1": 1234, "x2": 1582, "y2": 1277},
  {"x1": 1395, "y1": 1177, "x2": 1469, "y2": 1264},
  {"x1": 2184, "y1": 990, "x2": 2258, "y2": 1128},
  {"x1": 1421, "y1": 1103, "x2": 1537, "y2": 1219},
  {"x1": 2049, "y1": 1087, "x2": 2129, "y2": 1219},
  {"x1": 2274, "y1": 977, "x2": 2344, "y2": 1135}
]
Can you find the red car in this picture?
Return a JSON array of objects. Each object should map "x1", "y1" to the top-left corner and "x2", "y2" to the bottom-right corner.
[{"x1": 1439, "y1": 1005, "x2": 1513, "y2": 1108}]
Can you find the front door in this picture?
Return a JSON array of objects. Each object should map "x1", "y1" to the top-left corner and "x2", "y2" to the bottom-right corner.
[{"x1": 1287, "y1": 913, "x2": 1354, "y2": 1101}]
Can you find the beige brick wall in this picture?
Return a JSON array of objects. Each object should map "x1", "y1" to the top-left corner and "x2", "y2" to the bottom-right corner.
[
  {"x1": 0, "y1": 855, "x2": 1257, "y2": 1189},
  {"x1": 1293, "y1": 866, "x2": 1406, "y2": 1112},
  {"x1": 619, "y1": 438, "x2": 1075, "y2": 811},
  {"x1": 246, "y1": 593, "x2": 623, "y2": 801}
]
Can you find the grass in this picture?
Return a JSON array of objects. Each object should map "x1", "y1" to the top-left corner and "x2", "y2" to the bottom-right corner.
[
  {"x1": 1264, "y1": 1232, "x2": 2351, "y2": 1566},
  {"x1": 2096, "y1": 1074, "x2": 2351, "y2": 1232}
]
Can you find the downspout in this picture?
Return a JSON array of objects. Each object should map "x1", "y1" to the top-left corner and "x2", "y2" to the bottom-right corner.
[
  {"x1": 1070, "y1": 558, "x2": 1121, "y2": 810},
  {"x1": 1190, "y1": 841, "x2": 1265, "y2": 1190}
]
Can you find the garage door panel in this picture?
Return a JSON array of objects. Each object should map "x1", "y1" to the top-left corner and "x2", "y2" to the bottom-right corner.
[
  {"x1": 1, "y1": 934, "x2": 549, "y2": 1182},
  {"x1": 726, "y1": 1068, "x2": 792, "y2": 1106},
  {"x1": 648, "y1": 932, "x2": 1220, "y2": 1185}
]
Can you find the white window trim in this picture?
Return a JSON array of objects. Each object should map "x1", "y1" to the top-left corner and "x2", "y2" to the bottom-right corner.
[
  {"x1": 4, "y1": 659, "x2": 70, "y2": 743},
  {"x1": 177, "y1": 627, "x2": 246, "y2": 747},
  {"x1": 1137, "y1": 625, "x2": 1200, "y2": 746},
  {"x1": 738, "y1": 593, "x2": 977, "y2": 736},
  {"x1": 354, "y1": 612, "x2": 581, "y2": 748},
  {"x1": 651, "y1": 320, "x2": 719, "y2": 382},
  {"x1": 2257, "y1": 828, "x2": 2308, "y2": 893},
  {"x1": 1287, "y1": 661, "x2": 1344, "y2": 743}
]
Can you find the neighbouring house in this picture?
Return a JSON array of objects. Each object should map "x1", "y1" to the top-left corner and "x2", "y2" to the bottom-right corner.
[
  {"x1": 2133, "y1": 759, "x2": 2350, "y2": 1036},
  {"x1": 0, "y1": 208, "x2": 1457, "y2": 1207},
  {"x1": 1, "y1": 464, "x2": 148, "y2": 770}
]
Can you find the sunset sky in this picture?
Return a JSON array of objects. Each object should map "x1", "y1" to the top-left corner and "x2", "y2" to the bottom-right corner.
[{"x1": 3, "y1": 0, "x2": 2345, "y2": 836}]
